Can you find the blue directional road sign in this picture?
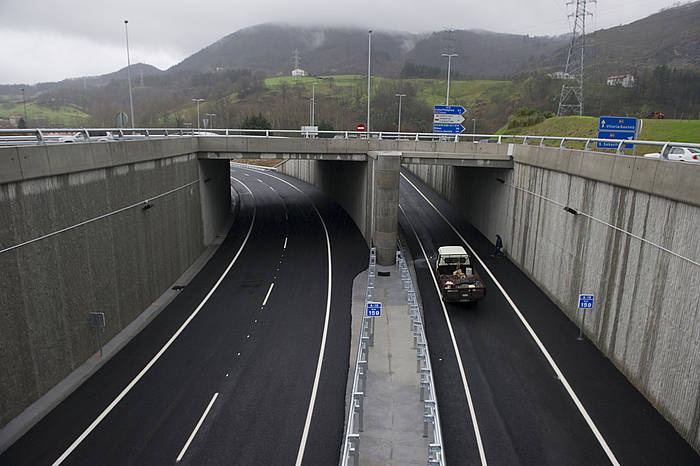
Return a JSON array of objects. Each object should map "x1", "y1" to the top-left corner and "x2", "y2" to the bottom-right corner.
[
  {"x1": 433, "y1": 105, "x2": 466, "y2": 134},
  {"x1": 434, "y1": 105, "x2": 466, "y2": 115},
  {"x1": 366, "y1": 301, "x2": 382, "y2": 317},
  {"x1": 597, "y1": 116, "x2": 637, "y2": 149},
  {"x1": 433, "y1": 123, "x2": 465, "y2": 134},
  {"x1": 578, "y1": 294, "x2": 595, "y2": 310}
]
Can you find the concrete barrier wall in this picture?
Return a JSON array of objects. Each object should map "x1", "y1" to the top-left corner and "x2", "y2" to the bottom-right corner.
[
  {"x1": 278, "y1": 158, "x2": 373, "y2": 243},
  {"x1": 0, "y1": 149, "x2": 227, "y2": 431},
  {"x1": 405, "y1": 148, "x2": 700, "y2": 452}
]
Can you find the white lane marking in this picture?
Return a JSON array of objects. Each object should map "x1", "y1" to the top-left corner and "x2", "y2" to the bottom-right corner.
[
  {"x1": 256, "y1": 178, "x2": 263, "y2": 183},
  {"x1": 399, "y1": 204, "x2": 487, "y2": 466},
  {"x1": 244, "y1": 173, "x2": 249, "y2": 177},
  {"x1": 52, "y1": 179, "x2": 257, "y2": 466},
  {"x1": 283, "y1": 236, "x2": 288, "y2": 250},
  {"x1": 176, "y1": 393, "x2": 219, "y2": 462},
  {"x1": 262, "y1": 283, "x2": 275, "y2": 307},
  {"x1": 250, "y1": 170, "x2": 333, "y2": 466},
  {"x1": 401, "y1": 172, "x2": 621, "y2": 466},
  {"x1": 269, "y1": 186, "x2": 275, "y2": 191}
]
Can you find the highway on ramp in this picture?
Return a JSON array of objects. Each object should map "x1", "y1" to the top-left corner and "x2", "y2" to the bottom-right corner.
[{"x1": 1, "y1": 166, "x2": 367, "y2": 465}]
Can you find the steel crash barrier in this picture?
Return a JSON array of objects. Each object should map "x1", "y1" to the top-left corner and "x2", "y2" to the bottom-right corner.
[
  {"x1": 340, "y1": 247, "x2": 445, "y2": 466},
  {"x1": 0, "y1": 127, "x2": 698, "y2": 157}
]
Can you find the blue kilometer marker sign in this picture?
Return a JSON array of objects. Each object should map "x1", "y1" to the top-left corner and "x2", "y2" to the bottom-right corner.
[
  {"x1": 578, "y1": 294, "x2": 595, "y2": 310},
  {"x1": 597, "y1": 116, "x2": 637, "y2": 149},
  {"x1": 366, "y1": 301, "x2": 382, "y2": 317}
]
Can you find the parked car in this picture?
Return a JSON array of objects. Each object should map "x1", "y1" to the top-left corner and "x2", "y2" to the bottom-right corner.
[{"x1": 643, "y1": 146, "x2": 700, "y2": 162}]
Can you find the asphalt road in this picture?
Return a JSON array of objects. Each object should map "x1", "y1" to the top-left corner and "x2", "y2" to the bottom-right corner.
[
  {"x1": 1, "y1": 166, "x2": 367, "y2": 465},
  {"x1": 398, "y1": 168, "x2": 699, "y2": 466}
]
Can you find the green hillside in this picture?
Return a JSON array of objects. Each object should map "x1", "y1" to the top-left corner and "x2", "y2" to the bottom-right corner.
[
  {"x1": 498, "y1": 116, "x2": 700, "y2": 153},
  {"x1": 0, "y1": 102, "x2": 90, "y2": 127}
]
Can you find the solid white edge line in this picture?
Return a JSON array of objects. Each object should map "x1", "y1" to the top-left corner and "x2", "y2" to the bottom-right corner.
[
  {"x1": 247, "y1": 170, "x2": 332, "y2": 466},
  {"x1": 262, "y1": 283, "x2": 275, "y2": 307},
  {"x1": 399, "y1": 204, "x2": 488, "y2": 466},
  {"x1": 51, "y1": 178, "x2": 257, "y2": 466},
  {"x1": 175, "y1": 392, "x2": 219, "y2": 462},
  {"x1": 401, "y1": 172, "x2": 621, "y2": 466}
]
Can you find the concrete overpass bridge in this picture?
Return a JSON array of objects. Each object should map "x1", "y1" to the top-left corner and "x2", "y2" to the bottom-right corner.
[{"x1": 1, "y1": 131, "x2": 698, "y2": 459}]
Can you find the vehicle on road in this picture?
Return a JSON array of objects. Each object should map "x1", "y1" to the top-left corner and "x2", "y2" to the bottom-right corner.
[
  {"x1": 55, "y1": 132, "x2": 115, "y2": 143},
  {"x1": 643, "y1": 146, "x2": 700, "y2": 162},
  {"x1": 435, "y1": 246, "x2": 485, "y2": 303}
]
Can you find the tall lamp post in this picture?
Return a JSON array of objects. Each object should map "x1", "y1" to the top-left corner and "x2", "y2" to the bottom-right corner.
[
  {"x1": 311, "y1": 82, "x2": 317, "y2": 126},
  {"x1": 124, "y1": 20, "x2": 135, "y2": 128},
  {"x1": 192, "y1": 99, "x2": 205, "y2": 131},
  {"x1": 367, "y1": 30, "x2": 372, "y2": 136},
  {"x1": 472, "y1": 118, "x2": 476, "y2": 141},
  {"x1": 441, "y1": 53, "x2": 458, "y2": 106},
  {"x1": 20, "y1": 87, "x2": 27, "y2": 125},
  {"x1": 395, "y1": 93, "x2": 406, "y2": 134}
]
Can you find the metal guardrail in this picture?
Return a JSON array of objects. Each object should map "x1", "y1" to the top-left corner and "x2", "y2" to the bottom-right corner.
[
  {"x1": 0, "y1": 127, "x2": 698, "y2": 158},
  {"x1": 340, "y1": 247, "x2": 445, "y2": 466},
  {"x1": 397, "y1": 248, "x2": 445, "y2": 466},
  {"x1": 341, "y1": 247, "x2": 377, "y2": 466}
]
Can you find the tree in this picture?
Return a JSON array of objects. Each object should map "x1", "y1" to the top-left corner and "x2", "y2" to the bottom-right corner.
[
  {"x1": 241, "y1": 113, "x2": 271, "y2": 130},
  {"x1": 17, "y1": 118, "x2": 26, "y2": 129}
]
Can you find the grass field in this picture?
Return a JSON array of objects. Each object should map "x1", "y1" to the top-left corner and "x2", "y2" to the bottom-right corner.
[
  {"x1": 498, "y1": 116, "x2": 699, "y2": 154},
  {"x1": 263, "y1": 75, "x2": 514, "y2": 109},
  {"x1": 0, "y1": 102, "x2": 90, "y2": 126}
]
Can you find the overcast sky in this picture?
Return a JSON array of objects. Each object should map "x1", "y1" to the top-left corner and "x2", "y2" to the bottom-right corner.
[{"x1": 0, "y1": 0, "x2": 680, "y2": 84}]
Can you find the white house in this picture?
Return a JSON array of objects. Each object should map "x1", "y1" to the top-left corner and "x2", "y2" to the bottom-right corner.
[
  {"x1": 606, "y1": 74, "x2": 635, "y2": 88},
  {"x1": 291, "y1": 68, "x2": 307, "y2": 77}
]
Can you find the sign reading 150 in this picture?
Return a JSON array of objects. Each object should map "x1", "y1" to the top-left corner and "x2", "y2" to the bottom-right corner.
[{"x1": 366, "y1": 302, "x2": 381, "y2": 317}]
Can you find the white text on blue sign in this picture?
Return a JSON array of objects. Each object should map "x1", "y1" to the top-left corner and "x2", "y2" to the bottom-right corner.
[{"x1": 366, "y1": 301, "x2": 382, "y2": 317}]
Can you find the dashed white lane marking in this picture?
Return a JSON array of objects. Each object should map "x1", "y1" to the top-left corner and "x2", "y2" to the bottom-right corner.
[
  {"x1": 51, "y1": 179, "x2": 257, "y2": 466},
  {"x1": 399, "y1": 204, "x2": 487, "y2": 466},
  {"x1": 176, "y1": 392, "x2": 219, "y2": 462},
  {"x1": 256, "y1": 178, "x2": 263, "y2": 183},
  {"x1": 283, "y1": 236, "x2": 288, "y2": 250},
  {"x1": 246, "y1": 170, "x2": 333, "y2": 466},
  {"x1": 262, "y1": 283, "x2": 275, "y2": 307},
  {"x1": 401, "y1": 172, "x2": 620, "y2": 466}
]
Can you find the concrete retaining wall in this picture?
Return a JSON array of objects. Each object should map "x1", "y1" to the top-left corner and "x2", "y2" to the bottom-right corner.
[
  {"x1": 405, "y1": 149, "x2": 700, "y2": 452},
  {"x1": 0, "y1": 149, "x2": 230, "y2": 433},
  {"x1": 278, "y1": 158, "x2": 373, "y2": 243}
]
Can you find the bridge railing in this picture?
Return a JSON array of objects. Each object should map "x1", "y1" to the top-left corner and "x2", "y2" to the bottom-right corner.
[
  {"x1": 1, "y1": 127, "x2": 698, "y2": 157},
  {"x1": 341, "y1": 247, "x2": 378, "y2": 466}
]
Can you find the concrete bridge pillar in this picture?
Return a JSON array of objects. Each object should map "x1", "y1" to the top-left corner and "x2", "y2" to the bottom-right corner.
[{"x1": 371, "y1": 151, "x2": 401, "y2": 265}]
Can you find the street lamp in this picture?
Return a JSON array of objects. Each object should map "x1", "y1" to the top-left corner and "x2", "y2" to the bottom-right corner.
[
  {"x1": 311, "y1": 82, "x2": 317, "y2": 126},
  {"x1": 205, "y1": 113, "x2": 216, "y2": 130},
  {"x1": 441, "y1": 53, "x2": 458, "y2": 106},
  {"x1": 367, "y1": 30, "x2": 372, "y2": 136},
  {"x1": 192, "y1": 99, "x2": 205, "y2": 131},
  {"x1": 472, "y1": 118, "x2": 476, "y2": 141},
  {"x1": 124, "y1": 20, "x2": 135, "y2": 128},
  {"x1": 20, "y1": 87, "x2": 27, "y2": 125},
  {"x1": 395, "y1": 93, "x2": 406, "y2": 134}
]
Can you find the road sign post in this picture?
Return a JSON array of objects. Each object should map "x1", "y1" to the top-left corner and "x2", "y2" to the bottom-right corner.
[
  {"x1": 577, "y1": 294, "x2": 594, "y2": 341},
  {"x1": 90, "y1": 312, "x2": 106, "y2": 356}
]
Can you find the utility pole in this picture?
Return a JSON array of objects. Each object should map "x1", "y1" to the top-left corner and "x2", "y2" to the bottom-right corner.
[
  {"x1": 124, "y1": 20, "x2": 135, "y2": 128},
  {"x1": 205, "y1": 113, "x2": 216, "y2": 129},
  {"x1": 20, "y1": 88, "x2": 27, "y2": 125},
  {"x1": 557, "y1": 0, "x2": 595, "y2": 116},
  {"x1": 441, "y1": 53, "x2": 458, "y2": 106},
  {"x1": 395, "y1": 93, "x2": 406, "y2": 134}
]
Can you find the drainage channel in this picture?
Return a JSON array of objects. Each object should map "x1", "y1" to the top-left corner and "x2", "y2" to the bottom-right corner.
[{"x1": 341, "y1": 247, "x2": 445, "y2": 466}]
